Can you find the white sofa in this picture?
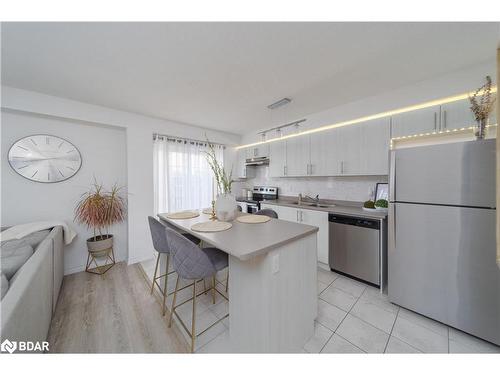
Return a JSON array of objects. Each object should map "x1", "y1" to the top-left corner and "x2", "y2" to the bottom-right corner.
[{"x1": 1, "y1": 226, "x2": 64, "y2": 349}]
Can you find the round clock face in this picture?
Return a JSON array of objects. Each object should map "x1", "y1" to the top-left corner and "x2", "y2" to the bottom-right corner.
[{"x1": 8, "y1": 134, "x2": 82, "y2": 183}]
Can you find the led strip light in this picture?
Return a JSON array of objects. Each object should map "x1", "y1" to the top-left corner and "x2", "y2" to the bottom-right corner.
[
  {"x1": 389, "y1": 124, "x2": 498, "y2": 148},
  {"x1": 235, "y1": 86, "x2": 498, "y2": 150}
]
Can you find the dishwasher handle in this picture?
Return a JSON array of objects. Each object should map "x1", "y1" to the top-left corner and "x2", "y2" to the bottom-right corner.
[{"x1": 328, "y1": 214, "x2": 380, "y2": 230}]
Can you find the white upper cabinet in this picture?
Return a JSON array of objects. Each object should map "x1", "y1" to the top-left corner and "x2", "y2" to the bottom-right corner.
[
  {"x1": 310, "y1": 129, "x2": 338, "y2": 176},
  {"x1": 285, "y1": 136, "x2": 309, "y2": 176},
  {"x1": 235, "y1": 148, "x2": 255, "y2": 179},
  {"x1": 269, "y1": 141, "x2": 287, "y2": 177},
  {"x1": 440, "y1": 99, "x2": 475, "y2": 131},
  {"x1": 336, "y1": 124, "x2": 361, "y2": 175},
  {"x1": 248, "y1": 144, "x2": 270, "y2": 159},
  {"x1": 360, "y1": 118, "x2": 391, "y2": 175},
  {"x1": 391, "y1": 104, "x2": 440, "y2": 138}
]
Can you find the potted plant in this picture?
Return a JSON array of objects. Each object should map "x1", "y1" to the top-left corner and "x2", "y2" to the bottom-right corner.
[
  {"x1": 75, "y1": 181, "x2": 126, "y2": 272},
  {"x1": 469, "y1": 76, "x2": 496, "y2": 139},
  {"x1": 204, "y1": 140, "x2": 236, "y2": 221},
  {"x1": 374, "y1": 199, "x2": 388, "y2": 211}
]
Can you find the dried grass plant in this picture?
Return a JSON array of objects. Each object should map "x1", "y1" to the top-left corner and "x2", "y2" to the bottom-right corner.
[
  {"x1": 204, "y1": 139, "x2": 234, "y2": 194},
  {"x1": 469, "y1": 76, "x2": 496, "y2": 124},
  {"x1": 75, "y1": 180, "x2": 126, "y2": 241}
]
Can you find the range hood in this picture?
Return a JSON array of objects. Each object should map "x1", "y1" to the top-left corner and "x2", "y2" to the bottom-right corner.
[{"x1": 245, "y1": 156, "x2": 269, "y2": 166}]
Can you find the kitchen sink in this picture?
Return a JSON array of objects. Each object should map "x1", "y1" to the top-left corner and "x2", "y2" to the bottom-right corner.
[{"x1": 289, "y1": 202, "x2": 335, "y2": 208}]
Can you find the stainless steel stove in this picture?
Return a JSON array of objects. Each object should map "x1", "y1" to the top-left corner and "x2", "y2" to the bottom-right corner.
[{"x1": 236, "y1": 186, "x2": 278, "y2": 214}]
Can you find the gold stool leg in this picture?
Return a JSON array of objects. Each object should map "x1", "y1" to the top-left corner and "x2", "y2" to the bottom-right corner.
[
  {"x1": 162, "y1": 254, "x2": 170, "y2": 316},
  {"x1": 168, "y1": 275, "x2": 180, "y2": 328},
  {"x1": 191, "y1": 280, "x2": 197, "y2": 353},
  {"x1": 212, "y1": 275, "x2": 216, "y2": 304},
  {"x1": 151, "y1": 253, "x2": 160, "y2": 295}
]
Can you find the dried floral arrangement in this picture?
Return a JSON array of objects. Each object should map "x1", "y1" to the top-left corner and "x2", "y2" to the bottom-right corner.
[
  {"x1": 204, "y1": 139, "x2": 234, "y2": 195},
  {"x1": 469, "y1": 76, "x2": 496, "y2": 138},
  {"x1": 75, "y1": 180, "x2": 126, "y2": 241}
]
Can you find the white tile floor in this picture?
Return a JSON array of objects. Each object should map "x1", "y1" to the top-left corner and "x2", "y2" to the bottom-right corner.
[{"x1": 140, "y1": 259, "x2": 500, "y2": 353}]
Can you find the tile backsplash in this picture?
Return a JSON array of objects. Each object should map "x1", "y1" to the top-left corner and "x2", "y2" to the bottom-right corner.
[{"x1": 236, "y1": 166, "x2": 388, "y2": 202}]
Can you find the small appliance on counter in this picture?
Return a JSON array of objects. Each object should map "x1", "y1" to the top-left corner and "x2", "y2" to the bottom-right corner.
[{"x1": 236, "y1": 186, "x2": 278, "y2": 214}]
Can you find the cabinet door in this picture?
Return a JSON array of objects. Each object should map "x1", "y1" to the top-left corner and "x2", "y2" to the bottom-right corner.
[
  {"x1": 285, "y1": 136, "x2": 309, "y2": 176},
  {"x1": 300, "y1": 209, "x2": 329, "y2": 264},
  {"x1": 269, "y1": 141, "x2": 287, "y2": 177},
  {"x1": 310, "y1": 131, "x2": 338, "y2": 176},
  {"x1": 337, "y1": 125, "x2": 361, "y2": 175},
  {"x1": 236, "y1": 149, "x2": 247, "y2": 178},
  {"x1": 440, "y1": 99, "x2": 475, "y2": 131},
  {"x1": 360, "y1": 118, "x2": 390, "y2": 175},
  {"x1": 262, "y1": 204, "x2": 297, "y2": 222},
  {"x1": 391, "y1": 105, "x2": 440, "y2": 138},
  {"x1": 248, "y1": 144, "x2": 270, "y2": 158}
]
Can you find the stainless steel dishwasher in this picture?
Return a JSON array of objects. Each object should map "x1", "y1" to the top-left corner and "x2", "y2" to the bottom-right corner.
[{"x1": 329, "y1": 214, "x2": 381, "y2": 286}]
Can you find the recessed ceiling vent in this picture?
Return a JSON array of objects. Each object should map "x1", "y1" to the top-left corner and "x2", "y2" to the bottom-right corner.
[{"x1": 267, "y1": 98, "x2": 291, "y2": 110}]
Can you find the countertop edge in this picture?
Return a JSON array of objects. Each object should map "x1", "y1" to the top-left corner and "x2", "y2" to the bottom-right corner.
[
  {"x1": 261, "y1": 200, "x2": 388, "y2": 219},
  {"x1": 158, "y1": 215, "x2": 319, "y2": 261}
]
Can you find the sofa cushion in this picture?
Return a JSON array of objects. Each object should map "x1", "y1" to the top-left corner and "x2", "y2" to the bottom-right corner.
[
  {"x1": 1, "y1": 270, "x2": 8, "y2": 299},
  {"x1": 0, "y1": 239, "x2": 34, "y2": 280},
  {"x1": 21, "y1": 229, "x2": 51, "y2": 249}
]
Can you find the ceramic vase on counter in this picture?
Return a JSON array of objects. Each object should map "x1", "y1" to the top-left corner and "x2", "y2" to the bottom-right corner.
[{"x1": 216, "y1": 193, "x2": 237, "y2": 222}]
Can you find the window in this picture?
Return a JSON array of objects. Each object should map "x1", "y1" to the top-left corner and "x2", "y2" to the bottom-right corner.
[{"x1": 153, "y1": 135, "x2": 223, "y2": 213}]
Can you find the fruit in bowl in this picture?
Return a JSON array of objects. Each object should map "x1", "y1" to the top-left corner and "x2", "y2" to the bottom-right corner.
[
  {"x1": 375, "y1": 199, "x2": 388, "y2": 210},
  {"x1": 363, "y1": 200, "x2": 375, "y2": 209}
]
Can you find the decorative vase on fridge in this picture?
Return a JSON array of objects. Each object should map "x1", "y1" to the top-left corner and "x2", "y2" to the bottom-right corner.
[
  {"x1": 474, "y1": 118, "x2": 488, "y2": 140},
  {"x1": 215, "y1": 193, "x2": 237, "y2": 222}
]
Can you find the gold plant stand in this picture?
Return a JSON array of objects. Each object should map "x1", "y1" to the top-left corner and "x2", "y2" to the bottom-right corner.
[{"x1": 85, "y1": 247, "x2": 116, "y2": 275}]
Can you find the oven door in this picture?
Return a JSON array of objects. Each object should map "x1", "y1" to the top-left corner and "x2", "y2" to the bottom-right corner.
[
  {"x1": 247, "y1": 203, "x2": 259, "y2": 214},
  {"x1": 236, "y1": 201, "x2": 247, "y2": 213}
]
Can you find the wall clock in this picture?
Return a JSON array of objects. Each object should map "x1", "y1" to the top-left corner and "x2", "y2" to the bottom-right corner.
[{"x1": 8, "y1": 134, "x2": 82, "y2": 183}]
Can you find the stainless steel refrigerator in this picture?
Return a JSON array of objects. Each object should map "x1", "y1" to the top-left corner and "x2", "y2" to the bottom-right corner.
[{"x1": 388, "y1": 139, "x2": 499, "y2": 346}]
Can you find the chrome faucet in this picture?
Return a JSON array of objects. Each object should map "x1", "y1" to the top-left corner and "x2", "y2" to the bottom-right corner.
[{"x1": 304, "y1": 194, "x2": 320, "y2": 204}]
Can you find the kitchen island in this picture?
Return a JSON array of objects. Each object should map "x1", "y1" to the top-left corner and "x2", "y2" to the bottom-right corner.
[{"x1": 158, "y1": 212, "x2": 318, "y2": 353}]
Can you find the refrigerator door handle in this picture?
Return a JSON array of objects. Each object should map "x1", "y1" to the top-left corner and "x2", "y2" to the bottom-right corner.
[
  {"x1": 389, "y1": 203, "x2": 396, "y2": 250},
  {"x1": 389, "y1": 151, "x2": 396, "y2": 202}
]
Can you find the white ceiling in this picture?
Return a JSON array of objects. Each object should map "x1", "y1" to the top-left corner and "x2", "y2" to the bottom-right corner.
[{"x1": 1, "y1": 22, "x2": 499, "y2": 135}]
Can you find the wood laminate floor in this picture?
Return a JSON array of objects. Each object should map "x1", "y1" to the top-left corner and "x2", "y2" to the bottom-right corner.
[{"x1": 47, "y1": 262, "x2": 188, "y2": 353}]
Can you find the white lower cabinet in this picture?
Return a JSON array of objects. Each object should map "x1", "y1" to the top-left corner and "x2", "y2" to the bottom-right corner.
[{"x1": 261, "y1": 204, "x2": 329, "y2": 265}]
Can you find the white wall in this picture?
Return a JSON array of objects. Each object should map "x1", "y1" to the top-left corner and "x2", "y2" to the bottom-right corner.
[
  {"x1": 1, "y1": 110, "x2": 128, "y2": 274},
  {"x1": 238, "y1": 61, "x2": 496, "y2": 201},
  {"x1": 1, "y1": 86, "x2": 241, "y2": 271}
]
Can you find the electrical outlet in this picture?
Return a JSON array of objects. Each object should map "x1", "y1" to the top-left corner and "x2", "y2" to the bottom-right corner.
[{"x1": 272, "y1": 254, "x2": 280, "y2": 274}]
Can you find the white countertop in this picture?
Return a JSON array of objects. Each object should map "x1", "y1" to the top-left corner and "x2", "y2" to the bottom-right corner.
[
  {"x1": 158, "y1": 212, "x2": 318, "y2": 261},
  {"x1": 262, "y1": 199, "x2": 388, "y2": 220}
]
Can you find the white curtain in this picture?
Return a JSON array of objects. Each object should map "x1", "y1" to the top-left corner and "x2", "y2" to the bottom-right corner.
[{"x1": 154, "y1": 135, "x2": 224, "y2": 214}]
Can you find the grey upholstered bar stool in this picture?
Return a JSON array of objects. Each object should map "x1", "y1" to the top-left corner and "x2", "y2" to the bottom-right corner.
[
  {"x1": 147, "y1": 216, "x2": 201, "y2": 316},
  {"x1": 255, "y1": 208, "x2": 278, "y2": 219},
  {"x1": 165, "y1": 227, "x2": 229, "y2": 352}
]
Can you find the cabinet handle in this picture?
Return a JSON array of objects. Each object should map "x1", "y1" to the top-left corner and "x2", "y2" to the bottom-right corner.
[
  {"x1": 443, "y1": 110, "x2": 447, "y2": 129},
  {"x1": 296, "y1": 210, "x2": 299, "y2": 222},
  {"x1": 340, "y1": 161, "x2": 344, "y2": 174},
  {"x1": 284, "y1": 165, "x2": 287, "y2": 176},
  {"x1": 300, "y1": 211, "x2": 304, "y2": 222},
  {"x1": 434, "y1": 112, "x2": 437, "y2": 131},
  {"x1": 254, "y1": 148, "x2": 258, "y2": 157}
]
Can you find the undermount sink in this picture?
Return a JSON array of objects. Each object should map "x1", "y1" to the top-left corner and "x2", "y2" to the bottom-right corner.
[{"x1": 289, "y1": 202, "x2": 335, "y2": 208}]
